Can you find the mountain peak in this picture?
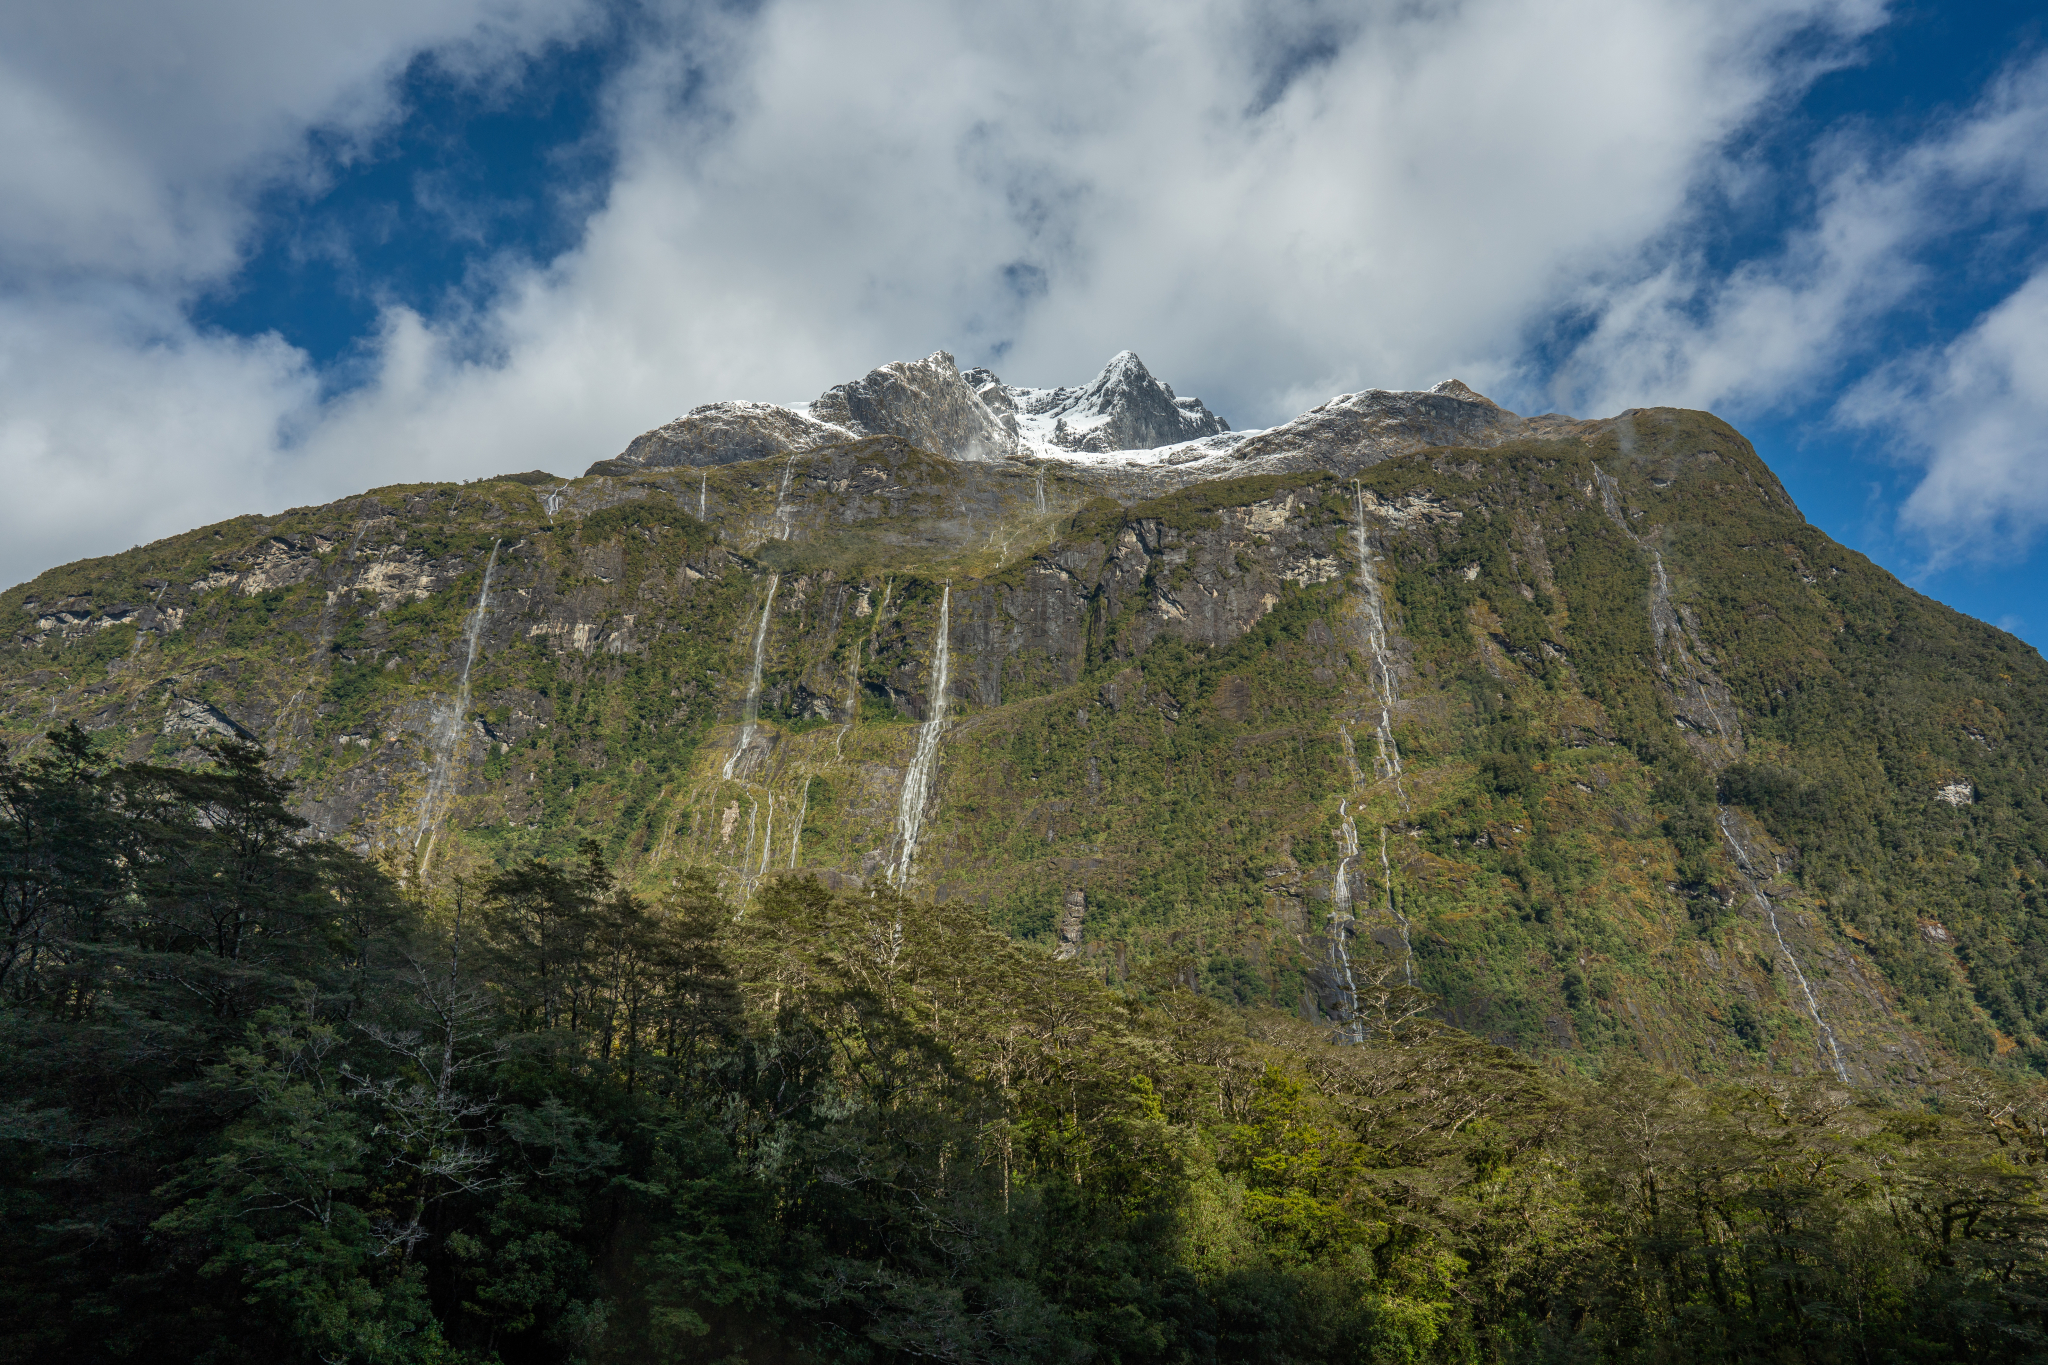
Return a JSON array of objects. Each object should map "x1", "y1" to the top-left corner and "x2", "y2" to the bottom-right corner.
[{"x1": 995, "y1": 350, "x2": 1231, "y2": 455}]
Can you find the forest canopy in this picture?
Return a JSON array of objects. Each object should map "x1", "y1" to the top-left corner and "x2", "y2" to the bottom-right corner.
[{"x1": 2, "y1": 727, "x2": 2046, "y2": 1364}]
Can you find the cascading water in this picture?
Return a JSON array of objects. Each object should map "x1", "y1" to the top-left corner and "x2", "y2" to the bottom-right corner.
[
  {"x1": 1342, "y1": 485, "x2": 1416, "y2": 990},
  {"x1": 1326, "y1": 800, "x2": 1363, "y2": 1042},
  {"x1": 415, "y1": 539, "x2": 501, "y2": 875},
  {"x1": 774, "y1": 454, "x2": 799, "y2": 540},
  {"x1": 839, "y1": 579, "x2": 890, "y2": 758},
  {"x1": 888, "y1": 585, "x2": 951, "y2": 885},
  {"x1": 1719, "y1": 810, "x2": 1850, "y2": 1082},
  {"x1": 1035, "y1": 469, "x2": 1047, "y2": 515},
  {"x1": 1350, "y1": 483, "x2": 1407, "y2": 802},
  {"x1": 699, "y1": 471, "x2": 708, "y2": 521},
  {"x1": 722, "y1": 574, "x2": 780, "y2": 779},
  {"x1": 1332, "y1": 799, "x2": 1359, "y2": 911},
  {"x1": 790, "y1": 776, "x2": 811, "y2": 868}
]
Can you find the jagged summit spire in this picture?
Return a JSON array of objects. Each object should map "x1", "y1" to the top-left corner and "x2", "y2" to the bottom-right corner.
[{"x1": 1006, "y1": 349, "x2": 1231, "y2": 454}]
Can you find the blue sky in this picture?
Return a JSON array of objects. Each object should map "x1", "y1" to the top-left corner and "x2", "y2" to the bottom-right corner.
[{"x1": 1, "y1": 0, "x2": 2044, "y2": 648}]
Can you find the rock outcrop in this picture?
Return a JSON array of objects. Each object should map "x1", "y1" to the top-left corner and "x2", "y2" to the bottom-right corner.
[
  {"x1": 596, "y1": 401, "x2": 855, "y2": 474},
  {"x1": 1223, "y1": 380, "x2": 1527, "y2": 475},
  {"x1": 808, "y1": 351, "x2": 1019, "y2": 462},
  {"x1": 991, "y1": 351, "x2": 1231, "y2": 453}
]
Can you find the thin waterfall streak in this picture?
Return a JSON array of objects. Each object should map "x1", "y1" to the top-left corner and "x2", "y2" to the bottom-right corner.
[
  {"x1": 889, "y1": 586, "x2": 952, "y2": 886},
  {"x1": 699, "y1": 471, "x2": 707, "y2": 521},
  {"x1": 1334, "y1": 798, "x2": 1361, "y2": 902},
  {"x1": 414, "y1": 539, "x2": 501, "y2": 871},
  {"x1": 774, "y1": 454, "x2": 799, "y2": 539},
  {"x1": 1328, "y1": 910, "x2": 1362, "y2": 1045},
  {"x1": 790, "y1": 776, "x2": 811, "y2": 868},
  {"x1": 1720, "y1": 810, "x2": 1850, "y2": 1082},
  {"x1": 1328, "y1": 796, "x2": 1363, "y2": 1042},
  {"x1": 1651, "y1": 550, "x2": 1739, "y2": 748},
  {"x1": 1035, "y1": 470, "x2": 1046, "y2": 515},
  {"x1": 757, "y1": 795, "x2": 774, "y2": 891},
  {"x1": 1350, "y1": 483, "x2": 1407, "y2": 806},
  {"x1": 722, "y1": 575, "x2": 780, "y2": 779}
]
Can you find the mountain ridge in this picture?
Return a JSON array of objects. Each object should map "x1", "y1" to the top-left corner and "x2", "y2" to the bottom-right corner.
[
  {"x1": 5, "y1": 352, "x2": 2045, "y2": 1089},
  {"x1": 588, "y1": 348, "x2": 1543, "y2": 498}
]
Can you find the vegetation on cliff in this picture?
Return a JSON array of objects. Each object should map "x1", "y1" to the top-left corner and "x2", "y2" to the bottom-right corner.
[
  {"x1": 1, "y1": 409, "x2": 2044, "y2": 1093},
  {"x1": 3, "y1": 732, "x2": 2047, "y2": 1363}
]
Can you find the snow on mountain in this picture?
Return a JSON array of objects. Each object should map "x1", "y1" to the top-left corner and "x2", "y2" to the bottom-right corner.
[
  {"x1": 590, "y1": 401, "x2": 856, "y2": 474},
  {"x1": 591, "y1": 349, "x2": 1542, "y2": 489},
  {"x1": 808, "y1": 351, "x2": 1017, "y2": 463},
  {"x1": 966, "y1": 350, "x2": 1231, "y2": 456}
]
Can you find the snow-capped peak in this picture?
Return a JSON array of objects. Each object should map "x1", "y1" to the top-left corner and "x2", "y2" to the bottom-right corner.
[{"x1": 985, "y1": 351, "x2": 1231, "y2": 456}]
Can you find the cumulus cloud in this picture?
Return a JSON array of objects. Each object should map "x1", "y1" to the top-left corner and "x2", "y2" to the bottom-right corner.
[
  {"x1": 284, "y1": 0, "x2": 1889, "y2": 476},
  {"x1": 0, "y1": 0, "x2": 597, "y2": 286},
  {"x1": 12, "y1": 0, "x2": 2043, "y2": 591},
  {"x1": 1842, "y1": 268, "x2": 2048, "y2": 562},
  {"x1": 1549, "y1": 50, "x2": 2048, "y2": 422}
]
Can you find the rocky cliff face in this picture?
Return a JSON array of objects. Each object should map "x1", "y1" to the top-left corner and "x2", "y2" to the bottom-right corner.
[
  {"x1": 978, "y1": 350, "x2": 1232, "y2": 453},
  {"x1": 595, "y1": 401, "x2": 855, "y2": 473},
  {"x1": 600, "y1": 348, "x2": 1241, "y2": 476},
  {"x1": 8, "y1": 355, "x2": 2046, "y2": 1088}
]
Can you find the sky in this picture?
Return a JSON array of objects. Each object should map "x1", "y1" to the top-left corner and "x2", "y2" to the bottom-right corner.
[{"x1": 1, "y1": 0, "x2": 2044, "y2": 648}]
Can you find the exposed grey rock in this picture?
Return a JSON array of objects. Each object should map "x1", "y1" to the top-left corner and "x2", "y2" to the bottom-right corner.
[
  {"x1": 596, "y1": 401, "x2": 855, "y2": 475},
  {"x1": 960, "y1": 366, "x2": 1018, "y2": 420},
  {"x1": 1222, "y1": 379, "x2": 1523, "y2": 475},
  {"x1": 1036, "y1": 351, "x2": 1230, "y2": 452},
  {"x1": 810, "y1": 351, "x2": 1019, "y2": 461},
  {"x1": 1053, "y1": 889, "x2": 1086, "y2": 960},
  {"x1": 163, "y1": 696, "x2": 254, "y2": 742}
]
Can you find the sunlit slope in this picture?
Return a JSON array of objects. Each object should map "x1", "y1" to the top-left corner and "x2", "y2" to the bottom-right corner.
[{"x1": 6, "y1": 412, "x2": 2044, "y2": 1082}]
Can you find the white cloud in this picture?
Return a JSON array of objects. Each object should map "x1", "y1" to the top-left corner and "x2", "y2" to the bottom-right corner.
[
  {"x1": 1841, "y1": 268, "x2": 2048, "y2": 562},
  {"x1": 1548, "y1": 50, "x2": 2048, "y2": 422},
  {"x1": 0, "y1": 0, "x2": 596, "y2": 286},
  {"x1": 283, "y1": 0, "x2": 1891, "y2": 476},
  {"x1": 41, "y1": 0, "x2": 2048, "y2": 594}
]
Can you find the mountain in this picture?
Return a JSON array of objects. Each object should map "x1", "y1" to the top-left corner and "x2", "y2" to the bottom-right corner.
[
  {"x1": 593, "y1": 349, "x2": 1238, "y2": 477},
  {"x1": 6, "y1": 353, "x2": 2046, "y2": 1087},
  {"x1": 967, "y1": 349, "x2": 1232, "y2": 453}
]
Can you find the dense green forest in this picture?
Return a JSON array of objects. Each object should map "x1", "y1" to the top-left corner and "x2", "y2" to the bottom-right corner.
[{"x1": 4, "y1": 728, "x2": 2046, "y2": 1364}]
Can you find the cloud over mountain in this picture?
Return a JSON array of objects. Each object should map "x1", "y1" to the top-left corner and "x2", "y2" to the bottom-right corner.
[{"x1": 1, "y1": 0, "x2": 2044, "y2": 625}]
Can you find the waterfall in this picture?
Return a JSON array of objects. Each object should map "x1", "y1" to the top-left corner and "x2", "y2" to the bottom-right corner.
[
  {"x1": 415, "y1": 539, "x2": 501, "y2": 875},
  {"x1": 1650, "y1": 550, "x2": 1741, "y2": 752},
  {"x1": 790, "y1": 776, "x2": 811, "y2": 868},
  {"x1": 1332, "y1": 799, "x2": 1358, "y2": 910},
  {"x1": 774, "y1": 454, "x2": 799, "y2": 539},
  {"x1": 722, "y1": 574, "x2": 780, "y2": 779},
  {"x1": 1327, "y1": 799, "x2": 1362, "y2": 1042},
  {"x1": 1035, "y1": 469, "x2": 1047, "y2": 515},
  {"x1": 888, "y1": 585, "x2": 951, "y2": 886},
  {"x1": 699, "y1": 471, "x2": 707, "y2": 521},
  {"x1": 840, "y1": 578, "x2": 890, "y2": 758},
  {"x1": 1344, "y1": 486, "x2": 1415, "y2": 989},
  {"x1": 1350, "y1": 483, "x2": 1406, "y2": 801},
  {"x1": 1719, "y1": 810, "x2": 1850, "y2": 1082},
  {"x1": 1328, "y1": 928, "x2": 1363, "y2": 1045}
]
